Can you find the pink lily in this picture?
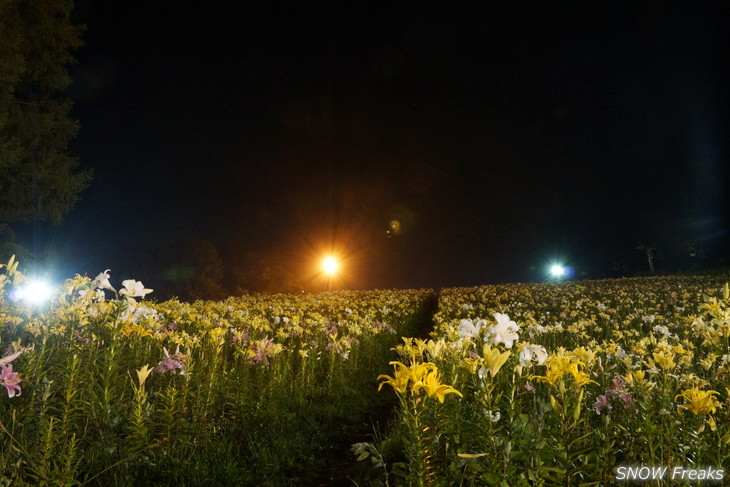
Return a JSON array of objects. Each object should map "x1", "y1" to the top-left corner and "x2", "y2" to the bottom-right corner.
[{"x1": 0, "y1": 363, "x2": 21, "y2": 398}]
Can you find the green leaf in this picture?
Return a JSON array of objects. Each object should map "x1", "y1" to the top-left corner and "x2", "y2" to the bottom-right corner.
[
  {"x1": 391, "y1": 462, "x2": 408, "y2": 477},
  {"x1": 549, "y1": 394, "x2": 559, "y2": 412},
  {"x1": 480, "y1": 471, "x2": 502, "y2": 484},
  {"x1": 458, "y1": 452, "x2": 489, "y2": 459},
  {"x1": 573, "y1": 388, "x2": 584, "y2": 421},
  {"x1": 569, "y1": 432, "x2": 593, "y2": 449}
]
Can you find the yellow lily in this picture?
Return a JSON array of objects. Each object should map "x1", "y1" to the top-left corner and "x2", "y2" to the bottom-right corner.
[
  {"x1": 482, "y1": 344, "x2": 511, "y2": 378},
  {"x1": 534, "y1": 357, "x2": 572, "y2": 386},
  {"x1": 377, "y1": 361, "x2": 411, "y2": 394},
  {"x1": 653, "y1": 351, "x2": 676, "y2": 370},
  {"x1": 624, "y1": 370, "x2": 645, "y2": 386},
  {"x1": 568, "y1": 363, "x2": 598, "y2": 387},
  {"x1": 413, "y1": 369, "x2": 463, "y2": 403},
  {"x1": 675, "y1": 387, "x2": 723, "y2": 415},
  {"x1": 136, "y1": 364, "x2": 153, "y2": 387},
  {"x1": 408, "y1": 362, "x2": 438, "y2": 394},
  {"x1": 424, "y1": 339, "x2": 447, "y2": 360}
]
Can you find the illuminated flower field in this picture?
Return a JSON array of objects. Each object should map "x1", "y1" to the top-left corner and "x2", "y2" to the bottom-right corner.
[
  {"x1": 0, "y1": 257, "x2": 433, "y2": 485},
  {"x1": 1, "y1": 256, "x2": 728, "y2": 485},
  {"x1": 360, "y1": 277, "x2": 730, "y2": 486}
]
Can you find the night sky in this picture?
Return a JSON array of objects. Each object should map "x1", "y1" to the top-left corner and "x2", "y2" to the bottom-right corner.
[{"x1": 18, "y1": 2, "x2": 730, "y2": 293}]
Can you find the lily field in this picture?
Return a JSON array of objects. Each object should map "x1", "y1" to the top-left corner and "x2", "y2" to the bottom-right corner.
[{"x1": 0, "y1": 256, "x2": 728, "y2": 486}]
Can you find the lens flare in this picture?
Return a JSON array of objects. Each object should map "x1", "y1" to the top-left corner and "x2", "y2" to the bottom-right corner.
[
  {"x1": 549, "y1": 264, "x2": 565, "y2": 278},
  {"x1": 322, "y1": 256, "x2": 339, "y2": 275},
  {"x1": 11, "y1": 280, "x2": 53, "y2": 305}
]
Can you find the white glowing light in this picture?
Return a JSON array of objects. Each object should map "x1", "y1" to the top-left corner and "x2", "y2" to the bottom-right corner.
[
  {"x1": 549, "y1": 265, "x2": 565, "y2": 278},
  {"x1": 13, "y1": 280, "x2": 53, "y2": 305}
]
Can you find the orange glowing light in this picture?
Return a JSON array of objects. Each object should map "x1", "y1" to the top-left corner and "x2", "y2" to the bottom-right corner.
[{"x1": 322, "y1": 256, "x2": 339, "y2": 275}]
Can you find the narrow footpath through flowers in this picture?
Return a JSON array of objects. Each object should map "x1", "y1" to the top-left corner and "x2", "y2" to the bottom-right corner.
[{"x1": 311, "y1": 292, "x2": 440, "y2": 486}]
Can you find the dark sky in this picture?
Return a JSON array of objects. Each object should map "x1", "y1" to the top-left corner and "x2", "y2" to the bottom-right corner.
[{"x1": 20, "y1": 2, "x2": 730, "y2": 291}]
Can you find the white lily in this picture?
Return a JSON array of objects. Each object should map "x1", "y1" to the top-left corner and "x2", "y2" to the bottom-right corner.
[
  {"x1": 119, "y1": 279, "x2": 153, "y2": 299},
  {"x1": 93, "y1": 269, "x2": 115, "y2": 292},
  {"x1": 486, "y1": 313, "x2": 520, "y2": 349},
  {"x1": 519, "y1": 344, "x2": 548, "y2": 366},
  {"x1": 458, "y1": 318, "x2": 486, "y2": 340}
]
